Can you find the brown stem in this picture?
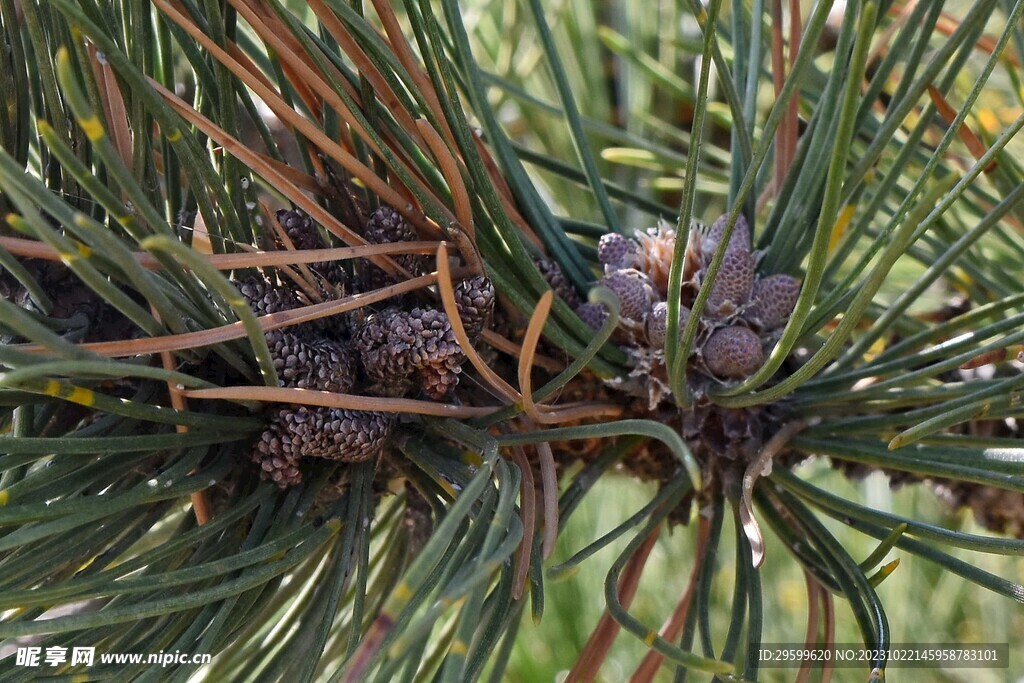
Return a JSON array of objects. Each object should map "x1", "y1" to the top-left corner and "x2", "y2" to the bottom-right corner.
[
  {"x1": 629, "y1": 517, "x2": 712, "y2": 682},
  {"x1": 566, "y1": 527, "x2": 661, "y2": 683}
]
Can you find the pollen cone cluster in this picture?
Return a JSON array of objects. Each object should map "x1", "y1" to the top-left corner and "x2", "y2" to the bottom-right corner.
[
  {"x1": 574, "y1": 214, "x2": 803, "y2": 499},
  {"x1": 242, "y1": 206, "x2": 495, "y2": 486}
]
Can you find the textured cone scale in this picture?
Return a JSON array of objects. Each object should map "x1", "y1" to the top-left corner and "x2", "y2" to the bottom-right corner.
[
  {"x1": 746, "y1": 274, "x2": 801, "y2": 330},
  {"x1": 366, "y1": 205, "x2": 414, "y2": 245},
  {"x1": 576, "y1": 302, "x2": 608, "y2": 330},
  {"x1": 599, "y1": 268, "x2": 655, "y2": 322},
  {"x1": 252, "y1": 418, "x2": 304, "y2": 488},
  {"x1": 406, "y1": 307, "x2": 466, "y2": 396},
  {"x1": 265, "y1": 329, "x2": 356, "y2": 393},
  {"x1": 704, "y1": 213, "x2": 751, "y2": 256},
  {"x1": 306, "y1": 339, "x2": 357, "y2": 392},
  {"x1": 354, "y1": 308, "x2": 417, "y2": 397},
  {"x1": 597, "y1": 232, "x2": 642, "y2": 270},
  {"x1": 420, "y1": 363, "x2": 462, "y2": 399},
  {"x1": 406, "y1": 308, "x2": 461, "y2": 366},
  {"x1": 260, "y1": 405, "x2": 394, "y2": 466},
  {"x1": 311, "y1": 407, "x2": 394, "y2": 462},
  {"x1": 276, "y1": 208, "x2": 323, "y2": 251},
  {"x1": 534, "y1": 257, "x2": 580, "y2": 307},
  {"x1": 355, "y1": 306, "x2": 466, "y2": 398},
  {"x1": 705, "y1": 247, "x2": 756, "y2": 319},
  {"x1": 275, "y1": 209, "x2": 348, "y2": 288},
  {"x1": 702, "y1": 325, "x2": 764, "y2": 378},
  {"x1": 362, "y1": 205, "x2": 425, "y2": 289},
  {"x1": 454, "y1": 276, "x2": 495, "y2": 339},
  {"x1": 238, "y1": 276, "x2": 301, "y2": 317}
]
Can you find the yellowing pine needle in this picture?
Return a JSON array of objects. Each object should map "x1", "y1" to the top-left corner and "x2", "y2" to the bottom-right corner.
[
  {"x1": 415, "y1": 118, "x2": 476, "y2": 243},
  {"x1": 0, "y1": 234, "x2": 445, "y2": 271},
  {"x1": 518, "y1": 290, "x2": 554, "y2": 423},
  {"x1": 17, "y1": 272, "x2": 456, "y2": 358},
  {"x1": 182, "y1": 386, "x2": 496, "y2": 418},
  {"x1": 435, "y1": 243, "x2": 520, "y2": 402}
]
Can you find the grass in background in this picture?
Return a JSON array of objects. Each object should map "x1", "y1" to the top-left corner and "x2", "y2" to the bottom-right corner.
[{"x1": 508, "y1": 468, "x2": 1023, "y2": 682}]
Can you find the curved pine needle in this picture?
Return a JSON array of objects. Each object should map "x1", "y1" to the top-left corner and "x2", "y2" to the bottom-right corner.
[
  {"x1": 497, "y1": 421, "x2": 701, "y2": 492},
  {"x1": 795, "y1": 569, "x2": 821, "y2": 683},
  {"x1": 601, "y1": 480, "x2": 733, "y2": 676},
  {"x1": 533, "y1": 401, "x2": 624, "y2": 424},
  {"x1": 434, "y1": 243, "x2": 520, "y2": 402},
  {"x1": 860, "y1": 524, "x2": 909, "y2": 572},
  {"x1": 523, "y1": 420, "x2": 558, "y2": 560},
  {"x1": 566, "y1": 527, "x2": 660, "y2": 683},
  {"x1": 518, "y1": 291, "x2": 554, "y2": 423},
  {"x1": 479, "y1": 329, "x2": 563, "y2": 372},
  {"x1": 508, "y1": 446, "x2": 536, "y2": 601},
  {"x1": 472, "y1": 286, "x2": 622, "y2": 428},
  {"x1": 548, "y1": 479, "x2": 686, "y2": 581},
  {"x1": 629, "y1": 517, "x2": 712, "y2": 683}
]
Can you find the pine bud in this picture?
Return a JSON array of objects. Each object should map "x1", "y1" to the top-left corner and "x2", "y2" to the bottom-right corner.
[
  {"x1": 599, "y1": 268, "x2": 655, "y2": 322},
  {"x1": 238, "y1": 276, "x2": 301, "y2": 317},
  {"x1": 275, "y1": 209, "x2": 348, "y2": 288},
  {"x1": 702, "y1": 325, "x2": 764, "y2": 378},
  {"x1": 705, "y1": 247, "x2": 756, "y2": 319},
  {"x1": 362, "y1": 205, "x2": 425, "y2": 290},
  {"x1": 258, "y1": 405, "x2": 394, "y2": 468},
  {"x1": 746, "y1": 274, "x2": 801, "y2": 331},
  {"x1": 266, "y1": 330, "x2": 356, "y2": 394},
  {"x1": 252, "y1": 417, "x2": 304, "y2": 487},
  {"x1": 704, "y1": 213, "x2": 751, "y2": 256},
  {"x1": 366, "y1": 205, "x2": 415, "y2": 246},
  {"x1": 406, "y1": 307, "x2": 465, "y2": 397},
  {"x1": 646, "y1": 301, "x2": 689, "y2": 348},
  {"x1": 598, "y1": 232, "x2": 642, "y2": 270},
  {"x1": 354, "y1": 308, "x2": 416, "y2": 397}
]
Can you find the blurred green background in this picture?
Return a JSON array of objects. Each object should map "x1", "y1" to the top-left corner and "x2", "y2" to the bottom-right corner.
[{"x1": 504, "y1": 464, "x2": 1023, "y2": 682}]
